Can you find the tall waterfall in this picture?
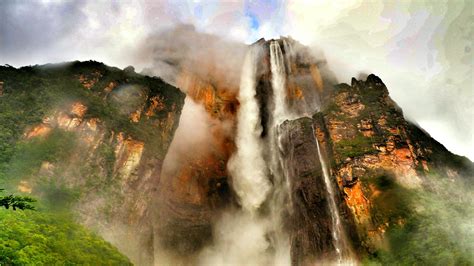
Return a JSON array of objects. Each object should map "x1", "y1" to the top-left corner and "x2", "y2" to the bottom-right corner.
[
  {"x1": 314, "y1": 126, "x2": 353, "y2": 263},
  {"x1": 228, "y1": 46, "x2": 270, "y2": 212},
  {"x1": 282, "y1": 39, "x2": 293, "y2": 75},
  {"x1": 205, "y1": 39, "x2": 353, "y2": 265},
  {"x1": 270, "y1": 40, "x2": 291, "y2": 125},
  {"x1": 201, "y1": 45, "x2": 274, "y2": 266},
  {"x1": 268, "y1": 40, "x2": 293, "y2": 265}
]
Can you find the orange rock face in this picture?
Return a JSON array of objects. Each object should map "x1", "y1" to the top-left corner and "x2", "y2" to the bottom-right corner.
[
  {"x1": 26, "y1": 124, "x2": 52, "y2": 138},
  {"x1": 78, "y1": 71, "x2": 103, "y2": 89},
  {"x1": 178, "y1": 71, "x2": 238, "y2": 120},
  {"x1": 71, "y1": 102, "x2": 88, "y2": 117},
  {"x1": 343, "y1": 182, "x2": 370, "y2": 225},
  {"x1": 114, "y1": 132, "x2": 145, "y2": 179},
  {"x1": 321, "y1": 75, "x2": 444, "y2": 253},
  {"x1": 129, "y1": 110, "x2": 141, "y2": 123},
  {"x1": 310, "y1": 64, "x2": 324, "y2": 92},
  {"x1": 103, "y1": 81, "x2": 117, "y2": 94},
  {"x1": 145, "y1": 95, "x2": 166, "y2": 117}
]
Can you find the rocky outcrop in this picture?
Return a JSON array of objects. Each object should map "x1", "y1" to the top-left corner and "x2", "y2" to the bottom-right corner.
[
  {"x1": 316, "y1": 74, "x2": 473, "y2": 256},
  {"x1": 280, "y1": 117, "x2": 335, "y2": 264},
  {"x1": 4, "y1": 61, "x2": 186, "y2": 265},
  {"x1": 274, "y1": 72, "x2": 472, "y2": 262},
  {"x1": 153, "y1": 70, "x2": 238, "y2": 257}
]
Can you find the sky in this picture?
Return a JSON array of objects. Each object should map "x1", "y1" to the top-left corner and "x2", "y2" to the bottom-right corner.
[{"x1": 0, "y1": 0, "x2": 472, "y2": 160}]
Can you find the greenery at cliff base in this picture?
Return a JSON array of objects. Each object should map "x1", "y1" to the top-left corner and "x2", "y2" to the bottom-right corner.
[
  {"x1": 0, "y1": 130, "x2": 131, "y2": 265},
  {"x1": 0, "y1": 210, "x2": 131, "y2": 265},
  {"x1": 0, "y1": 62, "x2": 178, "y2": 264},
  {"x1": 363, "y1": 172, "x2": 474, "y2": 265}
]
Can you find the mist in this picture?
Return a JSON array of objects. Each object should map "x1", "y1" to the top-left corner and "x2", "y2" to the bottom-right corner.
[
  {"x1": 138, "y1": 25, "x2": 247, "y2": 92},
  {"x1": 2, "y1": 0, "x2": 471, "y2": 160}
]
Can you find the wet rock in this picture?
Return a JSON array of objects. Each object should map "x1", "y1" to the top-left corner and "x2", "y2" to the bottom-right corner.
[{"x1": 280, "y1": 117, "x2": 337, "y2": 263}]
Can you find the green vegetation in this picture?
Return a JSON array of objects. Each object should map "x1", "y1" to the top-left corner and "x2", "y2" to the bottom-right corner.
[
  {"x1": 0, "y1": 210, "x2": 131, "y2": 265},
  {"x1": 0, "y1": 61, "x2": 186, "y2": 263},
  {"x1": 97, "y1": 141, "x2": 116, "y2": 179},
  {"x1": 333, "y1": 134, "x2": 380, "y2": 159},
  {"x1": 362, "y1": 171, "x2": 474, "y2": 265},
  {"x1": 362, "y1": 172, "x2": 412, "y2": 226},
  {"x1": 5, "y1": 129, "x2": 77, "y2": 186},
  {"x1": 0, "y1": 189, "x2": 35, "y2": 210}
]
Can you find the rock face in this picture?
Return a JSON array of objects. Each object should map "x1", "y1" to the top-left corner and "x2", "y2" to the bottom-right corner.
[
  {"x1": 324, "y1": 75, "x2": 472, "y2": 255},
  {"x1": 1, "y1": 44, "x2": 472, "y2": 265},
  {"x1": 280, "y1": 117, "x2": 335, "y2": 264},
  {"x1": 283, "y1": 74, "x2": 473, "y2": 259},
  {"x1": 0, "y1": 61, "x2": 185, "y2": 265},
  {"x1": 153, "y1": 68, "x2": 239, "y2": 259}
]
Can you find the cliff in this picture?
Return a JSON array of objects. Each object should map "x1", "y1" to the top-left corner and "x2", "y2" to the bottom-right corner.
[
  {"x1": 1, "y1": 39, "x2": 472, "y2": 265},
  {"x1": 0, "y1": 61, "x2": 185, "y2": 264},
  {"x1": 280, "y1": 74, "x2": 473, "y2": 263},
  {"x1": 150, "y1": 37, "x2": 473, "y2": 264}
]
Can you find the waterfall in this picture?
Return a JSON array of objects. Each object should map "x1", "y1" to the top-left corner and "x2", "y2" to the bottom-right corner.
[
  {"x1": 268, "y1": 40, "x2": 293, "y2": 265},
  {"x1": 313, "y1": 126, "x2": 353, "y2": 263},
  {"x1": 206, "y1": 39, "x2": 354, "y2": 265},
  {"x1": 282, "y1": 39, "x2": 293, "y2": 75},
  {"x1": 270, "y1": 41, "x2": 290, "y2": 125},
  {"x1": 201, "y1": 45, "x2": 274, "y2": 266},
  {"x1": 228, "y1": 46, "x2": 270, "y2": 212}
]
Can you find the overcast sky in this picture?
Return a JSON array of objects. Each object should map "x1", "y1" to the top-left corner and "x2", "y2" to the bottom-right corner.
[{"x1": 0, "y1": 0, "x2": 472, "y2": 160}]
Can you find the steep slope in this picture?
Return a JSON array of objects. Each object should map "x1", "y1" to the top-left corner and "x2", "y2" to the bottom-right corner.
[
  {"x1": 281, "y1": 74, "x2": 473, "y2": 264},
  {"x1": 323, "y1": 75, "x2": 473, "y2": 262},
  {"x1": 0, "y1": 61, "x2": 185, "y2": 264},
  {"x1": 1, "y1": 39, "x2": 472, "y2": 266},
  {"x1": 148, "y1": 37, "x2": 473, "y2": 265},
  {"x1": 153, "y1": 68, "x2": 239, "y2": 258}
]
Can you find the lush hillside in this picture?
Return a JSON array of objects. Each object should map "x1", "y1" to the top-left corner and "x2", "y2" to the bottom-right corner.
[
  {"x1": 318, "y1": 75, "x2": 474, "y2": 264},
  {"x1": 0, "y1": 61, "x2": 185, "y2": 264},
  {"x1": 0, "y1": 210, "x2": 131, "y2": 265}
]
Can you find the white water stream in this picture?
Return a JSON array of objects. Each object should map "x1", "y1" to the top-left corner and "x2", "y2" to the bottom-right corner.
[
  {"x1": 214, "y1": 40, "x2": 353, "y2": 266},
  {"x1": 313, "y1": 126, "x2": 354, "y2": 264}
]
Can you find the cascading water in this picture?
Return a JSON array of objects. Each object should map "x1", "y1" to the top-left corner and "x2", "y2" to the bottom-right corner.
[
  {"x1": 270, "y1": 39, "x2": 354, "y2": 264},
  {"x1": 200, "y1": 44, "x2": 274, "y2": 266},
  {"x1": 268, "y1": 40, "x2": 293, "y2": 265},
  {"x1": 270, "y1": 41, "x2": 291, "y2": 125},
  {"x1": 207, "y1": 38, "x2": 354, "y2": 265},
  {"x1": 313, "y1": 126, "x2": 353, "y2": 264},
  {"x1": 228, "y1": 46, "x2": 270, "y2": 212}
]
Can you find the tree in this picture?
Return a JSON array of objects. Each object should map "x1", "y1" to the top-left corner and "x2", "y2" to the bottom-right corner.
[{"x1": 0, "y1": 189, "x2": 35, "y2": 210}]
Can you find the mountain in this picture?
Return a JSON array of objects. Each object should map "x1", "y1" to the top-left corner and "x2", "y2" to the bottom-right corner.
[
  {"x1": 281, "y1": 74, "x2": 474, "y2": 264},
  {"x1": 0, "y1": 38, "x2": 472, "y2": 265},
  {"x1": 0, "y1": 61, "x2": 184, "y2": 264}
]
